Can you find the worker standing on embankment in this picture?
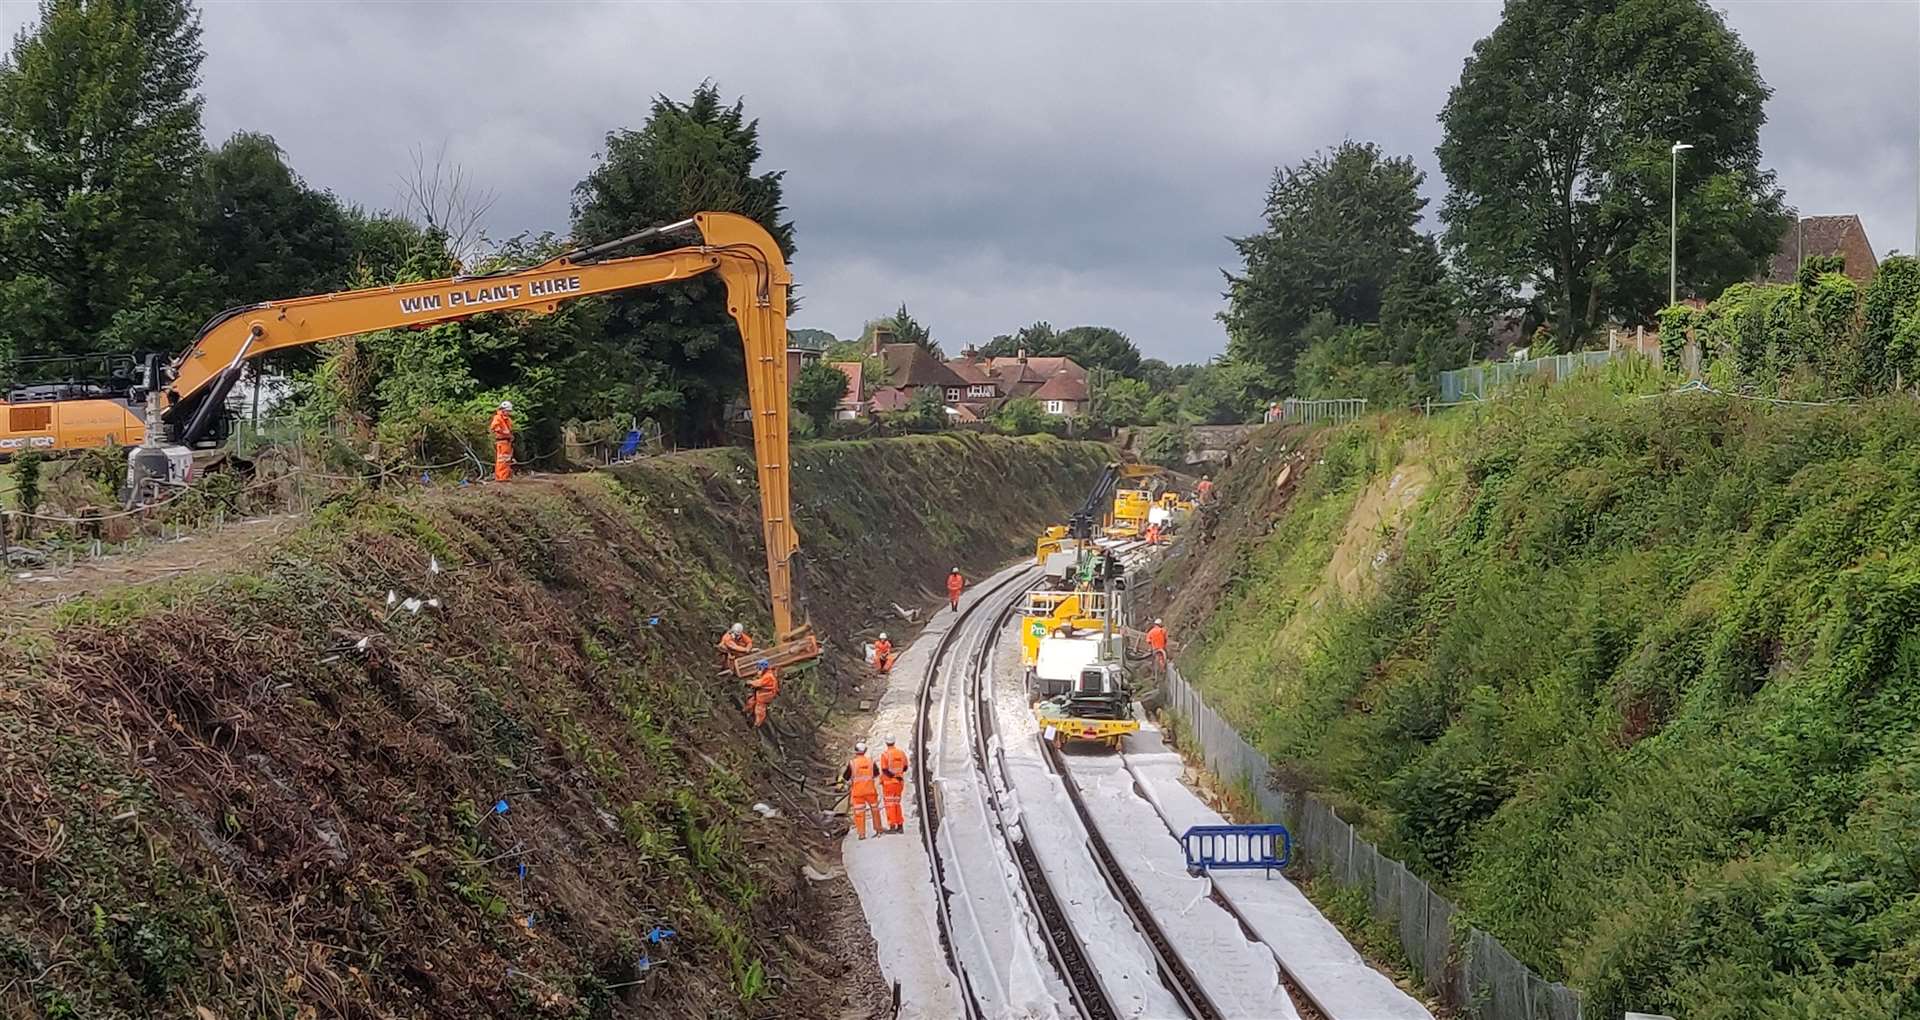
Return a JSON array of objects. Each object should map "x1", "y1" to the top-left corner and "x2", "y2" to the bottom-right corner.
[
  {"x1": 1146, "y1": 618, "x2": 1169, "y2": 675},
  {"x1": 1196, "y1": 475, "x2": 1213, "y2": 503},
  {"x1": 717, "y1": 622, "x2": 753, "y2": 672},
  {"x1": 946, "y1": 567, "x2": 965, "y2": 611},
  {"x1": 872, "y1": 633, "x2": 894, "y2": 676},
  {"x1": 878, "y1": 736, "x2": 909, "y2": 833},
  {"x1": 840, "y1": 741, "x2": 882, "y2": 840},
  {"x1": 744, "y1": 659, "x2": 778, "y2": 729},
  {"x1": 490, "y1": 400, "x2": 515, "y2": 482}
]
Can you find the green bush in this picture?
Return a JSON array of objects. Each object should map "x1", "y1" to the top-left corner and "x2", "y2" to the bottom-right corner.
[
  {"x1": 1140, "y1": 424, "x2": 1191, "y2": 469},
  {"x1": 1179, "y1": 378, "x2": 1920, "y2": 1016}
]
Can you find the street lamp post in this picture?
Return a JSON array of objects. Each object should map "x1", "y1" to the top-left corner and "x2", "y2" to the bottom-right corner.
[{"x1": 1670, "y1": 142, "x2": 1693, "y2": 307}]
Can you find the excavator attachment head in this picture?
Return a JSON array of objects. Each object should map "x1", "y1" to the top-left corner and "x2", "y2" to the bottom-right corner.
[{"x1": 729, "y1": 629, "x2": 821, "y2": 677}]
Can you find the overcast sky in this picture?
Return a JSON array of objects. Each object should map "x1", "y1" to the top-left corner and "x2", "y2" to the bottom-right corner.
[{"x1": 7, "y1": 1, "x2": 1916, "y2": 363}]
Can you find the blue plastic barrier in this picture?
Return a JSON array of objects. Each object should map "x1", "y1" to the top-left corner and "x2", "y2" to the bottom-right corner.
[{"x1": 1181, "y1": 824, "x2": 1292, "y2": 877}]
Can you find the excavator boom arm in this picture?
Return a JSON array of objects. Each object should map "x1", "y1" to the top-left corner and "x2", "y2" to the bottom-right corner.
[{"x1": 160, "y1": 211, "x2": 807, "y2": 644}]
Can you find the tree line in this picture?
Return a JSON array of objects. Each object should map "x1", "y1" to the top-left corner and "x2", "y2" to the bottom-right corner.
[
  {"x1": 0, "y1": 0, "x2": 793, "y2": 455},
  {"x1": 1220, "y1": 0, "x2": 1805, "y2": 409}
]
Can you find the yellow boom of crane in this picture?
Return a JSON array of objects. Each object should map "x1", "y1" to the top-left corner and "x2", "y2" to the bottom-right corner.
[{"x1": 0, "y1": 211, "x2": 818, "y2": 664}]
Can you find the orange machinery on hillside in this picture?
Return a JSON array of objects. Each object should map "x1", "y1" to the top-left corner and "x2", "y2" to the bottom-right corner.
[{"x1": 0, "y1": 212, "x2": 818, "y2": 667}]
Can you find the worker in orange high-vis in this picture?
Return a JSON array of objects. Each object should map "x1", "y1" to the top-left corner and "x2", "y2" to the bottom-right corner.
[
  {"x1": 1145, "y1": 523, "x2": 1162, "y2": 546},
  {"x1": 1196, "y1": 476, "x2": 1213, "y2": 503},
  {"x1": 743, "y1": 658, "x2": 778, "y2": 729},
  {"x1": 877, "y1": 735, "x2": 910, "y2": 832},
  {"x1": 717, "y1": 621, "x2": 753, "y2": 672},
  {"x1": 946, "y1": 567, "x2": 965, "y2": 611},
  {"x1": 1145, "y1": 618, "x2": 1169, "y2": 675},
  {"x1": 839, "y1": 741, "x2": 882, "y2": 839},
  {"x1": 489, "y1": 400, "x2": 515, "y2": 482},
  {"x1": 872, "y1": 633, "x2": 894, "y2": 676}
]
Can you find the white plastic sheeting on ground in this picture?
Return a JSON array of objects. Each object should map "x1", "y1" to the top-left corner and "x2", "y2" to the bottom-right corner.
[
  {"x1": 1125, "y1": 725, "x2": 1434, "y2": 1020},
  {"x1": 990, "y1": 637, "x2": 1188, "y2": 1020},
  {"x1": 1064, "y1": 753, "x2": 1302, "y2": 1020},
  {"x1": 843, "y1": 561, "x2": 1068, "y2": 1020}
]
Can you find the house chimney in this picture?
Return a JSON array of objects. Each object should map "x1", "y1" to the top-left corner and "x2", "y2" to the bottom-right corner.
[
  {"x1": 871, "y1": 324, "x2": 895, "y2": 357},
  {"x1": 1017, "y1": 347, "x2": 1027, "y2": 363},
  {"x1": 963, "y1": 343, "x2": 977, "y2": 360}
]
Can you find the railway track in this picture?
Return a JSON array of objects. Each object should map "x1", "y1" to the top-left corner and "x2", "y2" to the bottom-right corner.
[
  {"x1": 911, "y1": 542, "x2": 1233, "y2": 1020},
  {"x1": 965, "y1": 582, "x2": 1119, "y2": 1020},
  {"x1": 910, "y1": 570, "x2": 1033, "y2": 1020},
  {"x1": 1044, "y1": 740, "x2": 1225, "y2": 1020}
]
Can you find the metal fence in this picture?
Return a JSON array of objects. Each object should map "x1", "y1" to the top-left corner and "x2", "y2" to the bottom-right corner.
[
  {"x1": 1266, "y1": 397, "x2": 1370, "y2": 426},
  {"x1": 1439, "y1": 352, "x2": 1615, "y2": 403},
  {"x1": 1159, "y1": 665, "x2": 1584, "y2": 1020}
]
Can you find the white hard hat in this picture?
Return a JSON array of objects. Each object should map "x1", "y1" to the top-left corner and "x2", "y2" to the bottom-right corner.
[
  {"x1": 879, "y1": 632, "x2": 889, "y2": 640},
  {"x1": 855, "y1": 740, "x2": 867, "y2": 753},
  {"x1": 1154, "y1": 618, "x2": 1163, "y2": 625},
  {"x1": 498, "y1": 400, "x2": 513, "y2": 411},
  {"x1": 729, "y1": 622, "x2": 744, "y2": 634},
  {"x1": 951, "y1": 566, "x2": 959, "y2": 572},
  {"x1": 884, "y1": 736, "x2": 896, "y2": 746}
]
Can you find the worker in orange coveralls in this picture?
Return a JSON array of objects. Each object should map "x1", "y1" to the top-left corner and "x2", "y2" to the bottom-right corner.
[
  {"x1": 1145, "y1": 618, "x2": 1169, "y2": 675},
  {"x1": 1145, "y1": 522, "x2": 1162, "y2": 546},
  {"x1": 489, "y1": 400, "x2": 516, "y2": 481},
  {"x1": 744, "y1": 659, "x2": 778, "y2": 728},
  {"x1": 717, "y1": 622, "x2": 754, "y2": 671},
  {"x1": 878, "y1": 735, "x2": 910, "y2": 833},
  {"x1": 946, "y1": 567, "x2": 965, "y2": 611},
  {"x1": 1196, "y1": 476, "x2": 1214, "y2": 503},
  {"x1": 839, "y1": 741, "x2": 882, "y2": 839},
  {"x1": 873, "y1": 633, "x2": 894, "y2": 675}
]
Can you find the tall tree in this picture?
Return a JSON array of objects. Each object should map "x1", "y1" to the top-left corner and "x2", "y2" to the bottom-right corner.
[
  {"x1": 0, "y1": 0, "x2": 211, "y2": 361},
  {"x1": 571, "y1": 81, "x2": 793, "y2": 441},
  {"x1": 1222, "y1": 141, "x2": 1431, "y2": 392},
  {"x1": 791, "y1": 358, "x2": 848, "y2": 433},
  {"x1": 1437, "y1": 0, "x2": 1788, "y2": 344},
  {"x1": 197, "y1": 131, "x2": 354, "y2": 308},
  {"x1": 863, "y1": 303, "x2": 938, "y2": 356},
  {"x1": 1055, "y1": 325, "x2": 1142, "y2": 377},
  {"x1": 978, "y1": 321, "x2": 1058, "y2": 359}
]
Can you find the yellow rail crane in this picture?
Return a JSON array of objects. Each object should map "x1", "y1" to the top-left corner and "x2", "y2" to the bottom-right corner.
[{"x1": 0, "y1": 212, "x2": 820, "y2": 669}]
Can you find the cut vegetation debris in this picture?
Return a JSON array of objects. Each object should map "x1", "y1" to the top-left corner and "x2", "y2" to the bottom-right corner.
[{"x1": 0, "y1": 434, "x2": 1104, "y2": 1019}]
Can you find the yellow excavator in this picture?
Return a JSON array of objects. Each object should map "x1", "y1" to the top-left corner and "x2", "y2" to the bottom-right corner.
[{"x1": 0, "y1": 211, "x2": 819, "y2": 668}]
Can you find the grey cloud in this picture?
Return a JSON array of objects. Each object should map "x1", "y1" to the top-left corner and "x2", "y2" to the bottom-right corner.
[{"x1": 5, "y1": 0, "x2": 1913, "y2": 363}]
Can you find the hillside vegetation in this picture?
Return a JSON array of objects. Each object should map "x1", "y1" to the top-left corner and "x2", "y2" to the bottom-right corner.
[
  {"x1": 1166, "y1": 374, "x2": 1920, "y2": 1018},
  {"x1": 0, "y1": 435, "x2": 1106, "y2": 1019}
]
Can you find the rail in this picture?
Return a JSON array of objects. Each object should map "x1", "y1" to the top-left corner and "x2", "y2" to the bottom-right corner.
[
  {"x1": 911, "y1": 565, "x2": 1063, "y2": 1020},
  {"x1": 967, "y1": 581, "x2": 1119, "y2": 1020},
  {"x1": 1044, "y1": 737, "x2": 1225, "y2": 1020}
]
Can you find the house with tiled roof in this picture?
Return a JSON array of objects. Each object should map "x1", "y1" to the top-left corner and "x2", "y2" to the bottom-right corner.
[
  {"x1": 1031, "y1": 366, "x2": 1090, "y2": 416},
  {"x1": 829, "y1": 361, "x2": 866, "y2": 420},
  {"x1": 1763, "y1": 215, "x2": 1878, "y2": 285},
  {"x1": 943, "y1": 346, "x2": 1091, "y2": 417},
  {"x1": 860, "y1": 325, "x2": 969, "y2": 416}
]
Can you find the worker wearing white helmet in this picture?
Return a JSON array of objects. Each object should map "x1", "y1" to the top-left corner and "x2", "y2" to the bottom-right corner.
[
  {"x1": 947, "y1": 567, "x2": 966, "y2": 611},
  {"x1": 873, "y1": 632, "x2": 895, "y2": 675},
  {"x1": 489, "y1": 400, "x2": 516, "y2": 482},
  {"x1": 1146, "y1": 618, "x2": 1170, "y2": 674},
  {"x1": 878, "y1": 735, "x2": 910, "y2": 833},
  {"x1": 717, "y1": 620, "x2": 753, "y2": 670},
  {"x1": 840, "y1": 741, "x2": 881, "y2": 839}
]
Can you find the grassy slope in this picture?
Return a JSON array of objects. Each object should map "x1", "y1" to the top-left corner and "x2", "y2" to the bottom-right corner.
[
  {"x1": 0, "y1": 433, "x2": 1106, "y2": 1020},
  {"x1": 1166, "y1": 376, "x2": 1920, "y2": 1019}
]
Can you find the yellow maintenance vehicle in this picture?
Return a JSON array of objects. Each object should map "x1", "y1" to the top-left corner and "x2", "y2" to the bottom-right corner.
[{"x1": 1034, "y1": 660, "x2": 1139, "y2": 750}]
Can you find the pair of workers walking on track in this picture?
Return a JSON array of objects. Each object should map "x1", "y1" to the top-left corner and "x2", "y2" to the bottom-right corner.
[{"x1": 841, "y1": 737, "x2": 910, "y2": 838}]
